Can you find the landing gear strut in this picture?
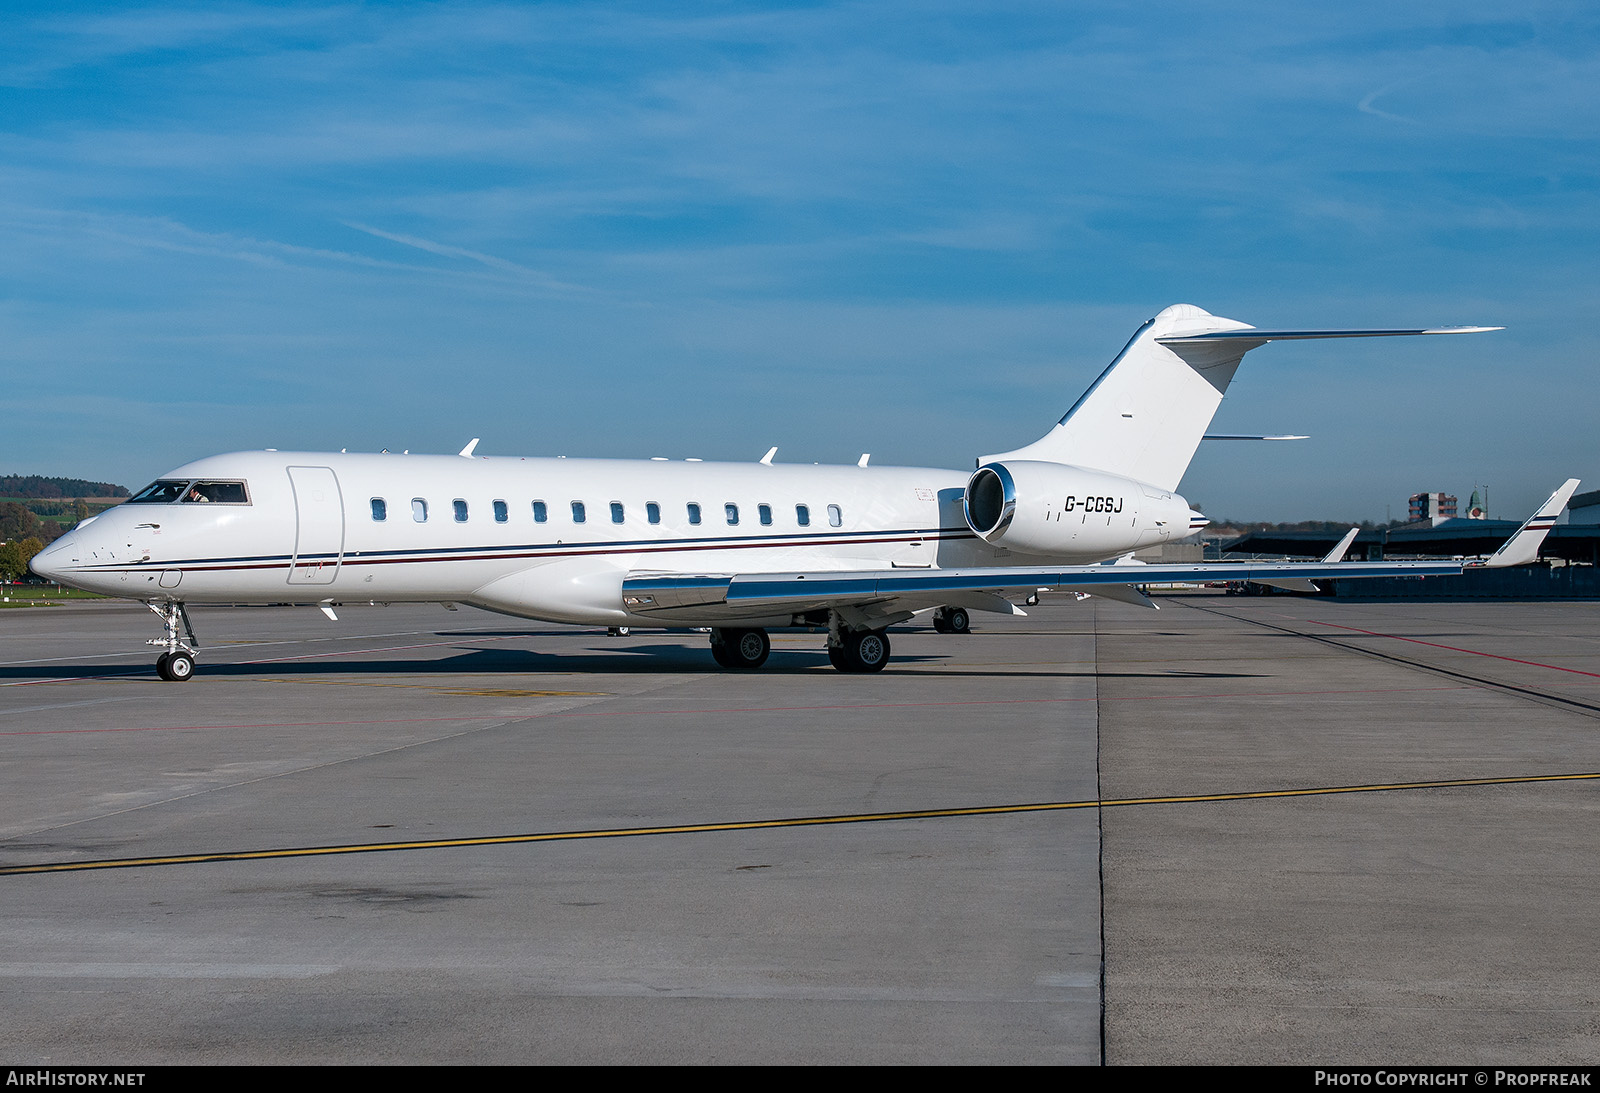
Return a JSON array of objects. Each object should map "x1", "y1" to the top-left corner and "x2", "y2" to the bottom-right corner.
[
  {"x1": 710, "y1": 627, "x2": 770, "y2": 669},
  {"x1": 147, "y1": 601, "x2": 199, "y2": 682},
  {"x1": 931, "y1": 606, "x2": 971, "y2": 634}
]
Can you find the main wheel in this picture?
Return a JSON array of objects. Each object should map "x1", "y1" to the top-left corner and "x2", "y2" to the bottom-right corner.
[
  {"x1": 731, "y1": 628, "x2": 770, "y2": 668},
  {"x1": 710, "y1": 628, "x2": 770, "y2": 669},
  {"x1": 833, "y1": 629, "x2": 890, "y2": 673},
  {"x1": 932, "y1": 613, "x2": 951, "y2": 634},
  {"x1": 827, "y1": 645, "x2": 850, "y2": 671},
  {"x1": 158, "y1": 651, "x2": 195, "y2": 682},
  {"x1": 946, "y1": 607, "x2": 971, "y2": 634}
]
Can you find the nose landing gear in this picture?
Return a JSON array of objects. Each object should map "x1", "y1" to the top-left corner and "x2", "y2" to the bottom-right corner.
[{"x1": 147, "y1": 601, "x2": 199, "y2": 682}]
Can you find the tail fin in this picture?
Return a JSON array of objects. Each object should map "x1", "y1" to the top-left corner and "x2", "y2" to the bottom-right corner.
[
  {"x1": 981, "y1": 304, "x2": 1500, "y2": 491},
  {"x1": 1484, "y1": 479, "x2": 1580, "y2": 568}
]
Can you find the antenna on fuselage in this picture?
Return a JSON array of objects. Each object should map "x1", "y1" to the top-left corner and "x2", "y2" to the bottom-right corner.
[
  {"x1": 760, "y1": 447, "x2": 777, "y2": 465},
  {"x1": 459, "y1": 438, "x2": 480, "y2": 458},
  {"x1": 857, "y1": 453, "x2": 871, "y2": 468}
]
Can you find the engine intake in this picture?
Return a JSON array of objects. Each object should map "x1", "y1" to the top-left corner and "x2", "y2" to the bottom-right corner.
[{"x1": 963, "y1": 460, "x2": 1187, "y2": 558}]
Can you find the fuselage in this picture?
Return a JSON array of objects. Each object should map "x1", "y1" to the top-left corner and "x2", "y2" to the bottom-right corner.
[{"x1": 31, "y1": 450, "x2": 1195, "y2": 627}]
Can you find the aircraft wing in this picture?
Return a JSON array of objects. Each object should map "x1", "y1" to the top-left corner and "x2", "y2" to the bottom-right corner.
[{"x1": 620, "y1": 559, "x2": 1464, "y2": 622}]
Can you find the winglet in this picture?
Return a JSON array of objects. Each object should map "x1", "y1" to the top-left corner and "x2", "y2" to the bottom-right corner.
[
  {"x1": 1323, "y1": 527, "x2": 1360, "y2": 564},
  {"x1": 1484, "y1": 479, "x2": 1580, "y2": 568},
  {"x1": 1250, "y1": 527, "x2": 1363, "y2": 592},
  {"x1": 459, "y1": 438, "x2": 480, "y2": 458}
]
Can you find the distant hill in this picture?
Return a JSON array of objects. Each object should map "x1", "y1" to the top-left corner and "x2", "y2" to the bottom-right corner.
[{"x1": 0, "y1": 475, "x2": 128, "y2": 499}]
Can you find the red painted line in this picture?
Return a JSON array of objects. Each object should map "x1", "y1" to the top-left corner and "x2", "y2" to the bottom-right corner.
[{"x1": 1313, "y1": 621, "x2": 1600, "y2": 678}]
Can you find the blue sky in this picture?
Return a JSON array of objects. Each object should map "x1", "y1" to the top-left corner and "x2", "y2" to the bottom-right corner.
[{"x1": 1, "y1": 1, "x2": 1596, "y2": 521}]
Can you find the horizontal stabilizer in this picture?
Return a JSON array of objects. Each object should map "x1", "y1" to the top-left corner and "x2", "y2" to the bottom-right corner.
[
  {"x1": 1202, "y1": 434, "x2": 1309, "y2": 441},
  {"x1": 1159, "y1": 326, "x2": 1501, "y2": 347},
  {"x1": 1484, "y1": 479, "x2": 1580, "y2": 568}
]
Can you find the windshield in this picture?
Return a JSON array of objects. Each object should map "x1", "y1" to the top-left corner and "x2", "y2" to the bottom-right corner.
[
  {"x1": 126, "y1": 479, "x2": 250, "y2": 505},
  {"x1": 181, "y1": 481, "x2": 249, "y2": 504},
  {"x1": 127, "y1": 480, "x2": 191, "y2": 504}
]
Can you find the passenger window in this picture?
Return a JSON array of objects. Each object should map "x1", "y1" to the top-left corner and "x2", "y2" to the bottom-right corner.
[
  {"x1": 610, "y1": 501, "x2": 624, "y2": 524},
  {"x1": 828, "y1": 504, "x2": 842, "y2": 527},
  {"x1": 796, "y1": 504, "x2": 810, "y2": 527},
  {"x1": 572, "y1": 501, "x2": 586, "y2": 523},
  {"x1": 412, "y1": 499, "x2": 428, "y2": 522},
  {"x1": 493, "y1": 499, "x2": 508, "y2": 523},
  {"x1": 371, "y1": 498, "x2": 387, "y2": 522},
  {"x1": 687, "y1": 503, "x2": 701, "y2": 526},
  {"x1": 646, "y1": 502, "x2": 661, "y2": 525},
  {"x1": 533, "y1": 500, "x2": 547, "y2": 523},
  {"x1": 453, "y1": 499, "x2": 468, "y2": 523},
  {"x1": 758, "y1": 504, "x2": 772, "y2": 526},
  {"x1": 725, "y1": 503, "x2": 739, "y2": 526}
]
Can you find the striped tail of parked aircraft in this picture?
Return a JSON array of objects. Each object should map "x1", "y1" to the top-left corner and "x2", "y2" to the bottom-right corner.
[{"x1": 30, "y1": 304, "x2": 1578, "y2": 681}]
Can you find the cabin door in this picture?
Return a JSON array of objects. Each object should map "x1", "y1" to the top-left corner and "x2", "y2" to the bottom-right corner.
[{"x1": 287, "y1": 466, "x2": 345, "y2": 585}]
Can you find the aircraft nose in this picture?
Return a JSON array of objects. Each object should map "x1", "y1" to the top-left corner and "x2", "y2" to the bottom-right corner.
[{"x1": 28, "y1": 534, "x2": 74, "y2": 583}]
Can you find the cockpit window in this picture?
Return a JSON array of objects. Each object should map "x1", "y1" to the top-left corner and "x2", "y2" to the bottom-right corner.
[
  {"x1": 127, "y1": 480, "x2": 191, "y2": 504},
  {"x1": 180, "y1": 481, "x2": 249, "y2": 504}
]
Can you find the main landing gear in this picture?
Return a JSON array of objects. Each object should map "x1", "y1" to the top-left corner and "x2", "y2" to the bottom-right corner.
[
  {"x1": 147, "y1": 601, "x2": 199, "y2": 682},
  {"x1": 930, "y1": 606, "x2": 971, "y2": 635},
  {"x1": 705, "y1": 624, "x2": 892, "y2": 673}
]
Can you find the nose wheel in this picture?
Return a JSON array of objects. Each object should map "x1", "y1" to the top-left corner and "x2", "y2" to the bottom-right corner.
[
  {"x1": 156, "y1": 651, "x2": 196, "y2": 682},
  {"x1": 147, "y1": 601, "x2": 200, "y2": 682}
]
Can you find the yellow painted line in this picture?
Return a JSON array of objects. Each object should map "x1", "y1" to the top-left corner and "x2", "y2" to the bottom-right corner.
[
  {"x1": 3, "y1": 771, "x2": 1595, "y2": 877},
  {"x1": 439, "y1": 689, "x2": 610, "y2": 698}
]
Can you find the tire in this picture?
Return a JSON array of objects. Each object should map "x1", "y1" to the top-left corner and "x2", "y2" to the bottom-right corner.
[
  {"x1": 932, "y1": 614, "x2": 951, "y2": 634},
  {"x1": 731, "y1": 628, "x2": 770, "y2": 669},
  {"x1": 827, "y1": 646, "x2": 850, "y2": 671},
  {"x1": 946, "y1": 607, "x2": 971, "y2": 634},
  {"x1": 159, "y1": 651, "x2": 195, "y2": 682},
  {"x1": 711, "y1": 628, "x2": 769, "y2": 670},
  {"x1": 844, "y1": 629, "x2": 891, "y2": 673}
]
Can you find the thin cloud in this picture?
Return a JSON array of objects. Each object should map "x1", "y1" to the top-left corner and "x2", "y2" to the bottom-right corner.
[{"x1": 342, "y1": 221, "x2": 581, "y2": 292}]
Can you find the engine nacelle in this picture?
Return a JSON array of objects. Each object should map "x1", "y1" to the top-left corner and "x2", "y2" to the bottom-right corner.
[{"x1": 963, "y1": 460, "x2": 1191, "y2": 558}]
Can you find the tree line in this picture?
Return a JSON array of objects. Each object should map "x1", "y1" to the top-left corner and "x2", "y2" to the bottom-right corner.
[{"x1": 0, "y1": 475, "x2": 128, "y2": 499}]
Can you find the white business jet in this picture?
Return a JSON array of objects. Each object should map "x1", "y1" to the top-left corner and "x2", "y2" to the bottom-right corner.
[{"x1": 30, "y1": 304, "x2": 1574, "y2": 681}]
